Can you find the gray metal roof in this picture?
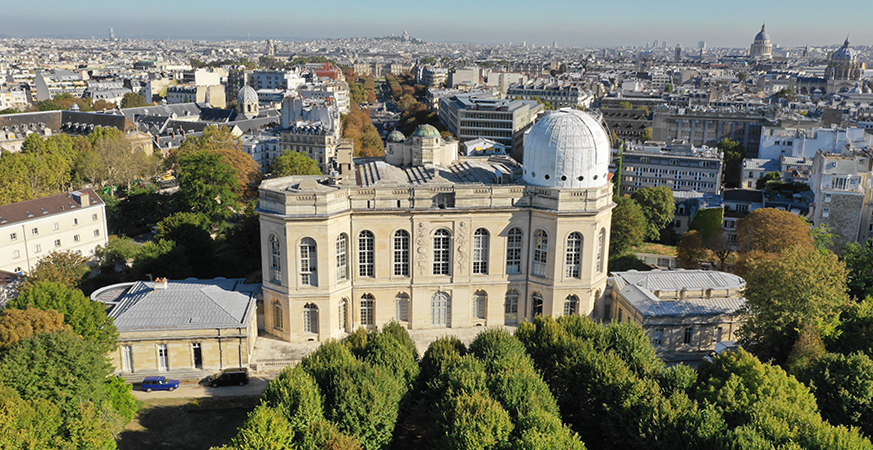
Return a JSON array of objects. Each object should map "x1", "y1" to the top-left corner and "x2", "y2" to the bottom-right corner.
[
  {"x1": 102, "y1": 279, "x2": 258, "y2": 332},
  {"x1": 613, "y1": 269, "x2": 746, "y2": 318},
  {"x1": 355, "y1": 157, "x2": 515, "y2": 187}
]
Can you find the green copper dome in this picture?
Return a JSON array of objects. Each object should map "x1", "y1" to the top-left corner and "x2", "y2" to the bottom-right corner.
[
  {"x1": 387, "y1": 130, "x2": 406, "y2": 142},
  {"x1": 412, "y1": 124, "x2": 440, "y2": 138}
]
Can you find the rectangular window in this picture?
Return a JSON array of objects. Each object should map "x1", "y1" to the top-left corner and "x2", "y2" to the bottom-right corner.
[
  {"x1": 654, "y1": 328, "x2": 664, "y2": 346},
  {"x1": 433, "y1": 232, "x2": 451, "y2": 275},
  {"x1": 74, "y1": 234, "x2": 81, "y2": 242},
  {"x1": 73, "y1": 218, "x2": 78, "y2": 226},
  {"x1": 13, "y1": 250, "x2": 20, "y2": 259},
  {"x1": 824, "y1": 193, "x2": 832, "y2": 203},
  {"x1": 393, "y1": 232, "x2": 410, "y2": 277},
  {"x1": 93, "y1": 229, "x2": 100, "y2": 237},
  {"x1": 92, "y1": 213, "x2": 98, "y2": 221},
  {"x1": 54, "y1": 239, "x2": 61, "y2": 247},
  {"x1": 822, "y1": 208, "x2": 830, "y2": 218},
  {"x1": 10, "y1": 233, "x2": 16, "y2": 241},
  {"x1": 34, "y1": 244, "x2": 41, "y2": 253},
  {"x1": 31, "y1": 227, "x2": 38, "y2": 235},
  {"x1": 714, "y1": 326, "x2": 724, "y2": 343},
  {"x1": 684, "y1": 327, "x2": 694, "y2": 345},
  {"x1": 122, "y1": 346, "x2": 134, "y2": 372},
  {"x1": 506, "y1": 231, "x2": 523, "y2": 274},
  {"x1": 157, "y1": 344, "x2": 169, "y2": 371},
  {"x1": 832, "y1": 177, "x2": 847, "y2": 190},
  {"x1": 53, "y1": 222, "x2": 59, "y2": 230}
]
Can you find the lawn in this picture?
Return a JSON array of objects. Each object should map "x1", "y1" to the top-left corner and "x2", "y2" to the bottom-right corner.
[{"x1": 117, "y1": 396, "x2": 260, "y2": 450}]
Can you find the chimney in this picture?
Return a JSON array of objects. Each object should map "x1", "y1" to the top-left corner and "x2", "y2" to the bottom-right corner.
[
  {"x1": 154, "y1": 277, "x2": 168, "y2": 290},
  {"x1": 72, "y1": 191, "x2": 90, "y2": 207}
]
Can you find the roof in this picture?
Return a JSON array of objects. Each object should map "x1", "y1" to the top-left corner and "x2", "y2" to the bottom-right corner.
[
  {"x1": 355, "y1": 157, "x2": 516, "y2": 187},
  {"x1": 724, "y1": 189, "x2": 763, "y2": 203},
  {"x1": 613, "y1": 269, "x2": 746, "y2": 318},
  {"x1": 0, "y1": 188, "x2": 103, "y2": 227},
  {"x1": 95, "y1": 278, "x2": 259, "y2": 332}
]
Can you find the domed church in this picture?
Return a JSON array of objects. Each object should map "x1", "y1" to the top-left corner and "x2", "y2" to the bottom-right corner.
[
  {"x1": 749, "y1": 24, "x2": 773, "y2": 60},
  {"x1": 826, "y1": 37, "x2": 864, "y2": 93},
  {"x1": 258, "y1": 111, "x2": 615, "y2": 343}
]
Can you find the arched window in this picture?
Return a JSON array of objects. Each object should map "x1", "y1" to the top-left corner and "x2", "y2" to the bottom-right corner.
[
  {"x1": 596, "y1": 228, "x2": 606, "y2": 273},
  {"x1": 505, "y1": 290, "x2": 519, "y2": 325},
  {"x1": 361, "y1": 294, "x2": 375, "y2": 327},
  {"x1": 273, "y1": 301, "x2": 283, "y2": 330},
  {"x1": 303, "y1": 303, "x2": 319, "y2": 334},
  {"x1": 299, "y1": 238, "x2": 317, "y2": 286},
  {"x1": 431, "y1": 291, "x2": 451, "y2": 327},
  {"x1": 270, "y1": 234, "x2": 281, "y2": 283},
  {"x1": 532, "y1": 292, "x2": 544, "y2": 317},
  {"x1": 433, "y1": 229, "x2": 452, "y2": 276},
  {"x1": 474, "y1": 290, "x2": 487, "y2": 320},
  {"x1": 358, "y1": 230, "x2": 375, "y2": 277},
  {"x1": 395, "y1": 293, "x2": 409, "y2": 322},
  {"x1": 393, "y1": 230, "x2": 410, "y2": 277},
  {"x1": 565, "y1": 232, "x2": 583, "y2": 278},
  {"x1": 339, "y1": 298, "x2": 349, "y2": 332},
  {"x1": 472, "y1": 228, "x2": 490, "y2": 274},
  {"x1": 336, "y1": 233, "x2": 348, "y2": 281},
  {"x1": 506, "y1": 228, "x2": 523, "y2": 274},
  {"x1": 564, "y1": 295, "x2": 579, "y2": 316},
  {"x1": 532, "y1": 230, "x2": 548, "y2": 277}
]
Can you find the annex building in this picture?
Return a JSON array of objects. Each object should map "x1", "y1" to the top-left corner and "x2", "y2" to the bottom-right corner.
[
  {"x1": 92, "y1": 278, "x2": 259, "y2": 375},
  {"x1": 258, "y1": 110, "x2": 614, "y2": 343}
]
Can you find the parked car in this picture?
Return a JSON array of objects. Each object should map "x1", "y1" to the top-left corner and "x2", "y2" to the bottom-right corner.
[
  {"x1": 207, "y1": 367, "x2": 249, "y2": 387},
  {"x1": 142, "y1": 376, "x2": 180, "y2": 392}
]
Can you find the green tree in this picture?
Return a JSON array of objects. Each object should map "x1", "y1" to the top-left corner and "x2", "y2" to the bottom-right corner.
[
  {"x1": 120, "y1": 93, "x2": 147, "y2": 108},
  {"x1": 754, "y1": 171, "x2": 781, "y2": 189},
  {"x1": 840, "y1": 239, "x2": 873, "y2": 299},
  {"x1": 830, "y1": 298, "x2": 873, "y2": 356},
  {"x1": 272, "y1": 151, "x2": 323, "y2": 177},
  {"x1": 446, "y1": 392, "x2": 514, "y2": 450},
  {"x1": 177, "y1": 149, "x2": 241, "y2": 219},
  {"x1": 532, "y1": 96, "x2": 554, "y2": 110},
  {"x1": 177, "y1": 126, "x2": 261, "y2": 198},
  {"x1": 739, "y1": 245, "x2": 850, "y2": 364},
  {"x1": 797, "y1": 352, "x2": 873, "y2": 437},
  {"x1": 716, "y1": 138, "x2": 745, "y2": 188},
  {"x1": 737, "y1": 72, "x2": 749, "y2": 81},
  {"x1": 24, "y1": 250, "x2": 90, "y2": 289},
  {"x1": 630, "y1": 186, "x2": 676, "y2": 241},
  {"x1": 641, "y1": 127, "x2": 653, "y2": 142},
  {"x1": 610, "y1": 196, "x2": 646, "y2": 255},
  {"x1": 11, "y1": 282, "x2": 119, "y2": 353}
]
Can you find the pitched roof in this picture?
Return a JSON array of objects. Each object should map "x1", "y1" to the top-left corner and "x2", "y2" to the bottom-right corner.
[
  {"x1": 613, "y1": 269, "x2": 746, "y2": 318},
  {"x1": 98, "y1": 278, "x2": 258, "y2": 332},
  {"x1": 0, "y1": 188, "x2": 103, "y2": 227}
]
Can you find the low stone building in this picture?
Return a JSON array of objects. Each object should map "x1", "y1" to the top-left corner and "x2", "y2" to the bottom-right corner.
[
  {"x1": 607, "y1": 269, "x2": 745, "y2": 361},
  {"x1": 92, "y1": 278, "x2": 259, "y2": 375}
]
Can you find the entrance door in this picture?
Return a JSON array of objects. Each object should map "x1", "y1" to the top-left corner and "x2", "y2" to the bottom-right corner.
[
  {"x1": 158, "y1": 344, "x2": 169, "y2": 371},
  {"x1": 192, "y1": 343, "x2": 202, "y2": 369},
  {"x1": 431, "y1": 292, "x2": 451, "y2": 327}
]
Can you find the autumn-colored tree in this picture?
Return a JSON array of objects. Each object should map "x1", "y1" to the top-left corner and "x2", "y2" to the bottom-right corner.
[
  {"x1": 0, "y1": 308, "x2": 68, "y2": 350},
  {"x1": 342, "y1": 109, "x2": 384, "y2": 157},
  {"x1": 176, "y1": 126, "x2": 261, "y2": 198},
  {"x1": 676, "y1": 230, "x2": 708, "y2": 268},
  {"x1": 736, "y1": 208, "x2": 812, "y2": 254}
]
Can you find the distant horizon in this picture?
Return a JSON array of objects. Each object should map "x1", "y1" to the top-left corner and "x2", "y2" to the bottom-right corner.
[
  {"x1": 4, "y1": 0, "x2": 871, "y2": 49},
  {"x1": 0, "y1": 32, "x2": 865, "y2": 51}
]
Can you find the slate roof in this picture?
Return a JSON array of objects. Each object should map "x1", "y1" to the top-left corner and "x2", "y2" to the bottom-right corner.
[
  {"x1": 355, "y1": 157, "x2": 517, "y2": 187},
  {"x1": 613, "y1": 269, "x2": 746, "y2": 318},
  {"x1": 97, "y1": 278, "x2": 259, "y2": 332},
  {"x1": 0, "y1": 188, "x2": 103, "y2": 227}
]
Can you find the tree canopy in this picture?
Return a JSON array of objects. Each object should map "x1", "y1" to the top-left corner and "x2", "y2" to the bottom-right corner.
[
  {"x1": 177, "y1": 149, "x2": 241, "y2": 220},
  {"x1": 609, "y1": 195, "x2": 646, "y2": 255},
  {"x1": 120, "y1": 92, "x2": 147, "y2": 108},
  {"x1": 630, "y1": 186, "x2": 675, "y2": 241},
  {"x1": 736, "y1": 208, "x2": 813, "y2": 254},
  {"x1": 716, "y1": 139, "x2": 745, "y2": 188},
  {"x1": 272, "y1": 151, "x2": 323, "y2": 177},
  {"x1": 739, "y1": 245, "x2": 850, "y2": 364}
]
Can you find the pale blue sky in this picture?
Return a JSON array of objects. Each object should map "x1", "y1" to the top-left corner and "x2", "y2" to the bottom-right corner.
[{"x1": 4, "y1": 0, "x2": 869, "y2": 48}]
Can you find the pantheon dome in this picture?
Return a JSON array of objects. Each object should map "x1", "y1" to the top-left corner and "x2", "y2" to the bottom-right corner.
[{"x1": 522, "y1": 108, "x2": 611, "y2": 189}]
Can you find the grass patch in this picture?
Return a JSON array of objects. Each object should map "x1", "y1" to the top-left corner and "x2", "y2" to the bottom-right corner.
[
  {"x1": 118, "y1": 396, "x2": 260, "y2": 450},
  {"x1": 633, "y1": 242, "x2": 677, "y2": 256}
]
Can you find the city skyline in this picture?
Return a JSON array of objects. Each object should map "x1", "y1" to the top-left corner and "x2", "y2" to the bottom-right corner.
[{"x1": 7, "y1": 0, "x2": 872, "y2": 49}]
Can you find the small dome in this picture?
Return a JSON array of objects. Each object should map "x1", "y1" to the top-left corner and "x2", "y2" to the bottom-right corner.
[
  {"x1": 522, "y1": 108, "x2": 611, "y2": 189},
  {"x1": 754, "y1": 24, "x2": 770, "y2": 42},
  {"x1": 832, "y1": 38, "x2": 856, "y2": 61},
  {"x1": 238, "y1": 85, "x2": 258, "y2": 104},
  {"x1": 70, "y1": 103, "x2": 80, "y2": 111},
  {"x1": 387, "y1": 130, "x2": 406, "y2": 142},
  {"x1": 412, "y1": 124, "x2": 440, "y2": 138}
]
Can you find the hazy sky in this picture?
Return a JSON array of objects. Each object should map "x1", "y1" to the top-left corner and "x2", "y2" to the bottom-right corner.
[{"x1": 4, "y1": 0, "x2": 869, "y2": 48}]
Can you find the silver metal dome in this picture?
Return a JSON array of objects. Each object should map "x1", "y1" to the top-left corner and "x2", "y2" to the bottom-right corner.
[{"x1": 522, "y1": 108, "x2": 611, "y2": 189}]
